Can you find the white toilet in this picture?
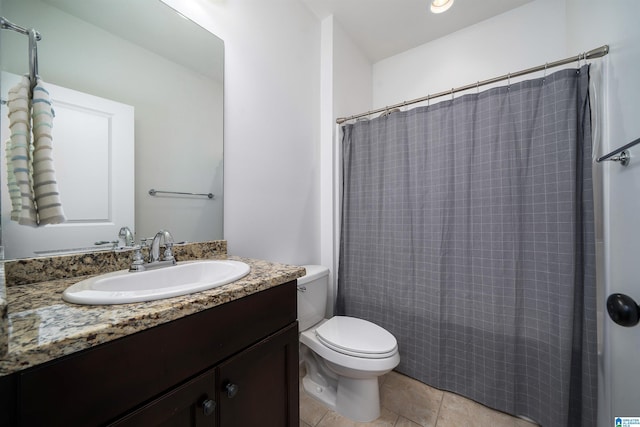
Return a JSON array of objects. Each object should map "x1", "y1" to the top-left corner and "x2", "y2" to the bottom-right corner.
[{"x1": 297, "y1": 265, "x2": 400, "y2": 422}]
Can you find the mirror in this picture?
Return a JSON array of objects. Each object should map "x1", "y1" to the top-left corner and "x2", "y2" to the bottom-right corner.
[{"x1": 0, "y1": 0, "x2": 224, "y2": 259}]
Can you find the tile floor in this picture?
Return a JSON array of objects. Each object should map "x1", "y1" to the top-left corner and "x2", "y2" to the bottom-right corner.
[{"x1": 299, "y1": 369, "x2": 539, "y2": 427}]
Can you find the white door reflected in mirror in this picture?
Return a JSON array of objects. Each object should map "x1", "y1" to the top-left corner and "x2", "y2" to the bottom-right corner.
[{"x1": 0, "y1": 71, "x2": 135, "y2": 259}]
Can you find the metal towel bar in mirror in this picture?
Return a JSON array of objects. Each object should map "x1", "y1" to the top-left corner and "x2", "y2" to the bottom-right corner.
[
  {"x1": 596, "y1": 136, "x2": 640, "y2": 167},
  {"x1": 148, "y1": 189, "x2": 215, "y2": 199}
]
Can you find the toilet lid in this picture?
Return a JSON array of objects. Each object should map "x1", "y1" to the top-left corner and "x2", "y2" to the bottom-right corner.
[{"x1": 315, "y1": 316, "x2": 398, "y2": 359}]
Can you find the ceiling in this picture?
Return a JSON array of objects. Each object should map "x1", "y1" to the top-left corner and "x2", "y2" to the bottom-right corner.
[{"x1": 300, "y1": 0, "x2": 535, "y2": 62}]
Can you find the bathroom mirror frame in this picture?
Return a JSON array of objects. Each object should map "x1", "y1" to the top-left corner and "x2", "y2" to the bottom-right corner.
[{"x1": 0, "y1": 0, "x2": 224, "y2": 259}]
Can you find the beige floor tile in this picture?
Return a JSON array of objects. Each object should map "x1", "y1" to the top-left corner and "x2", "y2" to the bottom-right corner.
[
  {"x1": 380, "y1": 371, "x2": 443, "y2": 427},
  {"x1": 300, "y1": 388, "x2": 330, "y2": 426},
  {"x1": 395, "y1": 416, "x2": 423, "y2": 427},
  {"x1": 300, "y1": 369, "x2": 531, "y2": 427},
  {"x1": 514, "y1": 416, "x2": 539, "y2": 427},
  {"x1": 435, "y1": 392, "x2": 514, "y2": 427},
  {"x1": 315, "y1": 406, "x2": 399, "y2": 427}
]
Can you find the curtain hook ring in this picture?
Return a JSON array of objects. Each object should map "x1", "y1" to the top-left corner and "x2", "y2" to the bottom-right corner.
[
  {"x1": 451, "y1": 88, "x2": 454, "y2": 101},
  {"x1": 544, "y1": 62, "x2": 548, "y2": 79},
  {"x1": 476, "y1": 81, "x2": 480, "y2": 94},
  {"x1": 508, "y1": 72, "x2": 511, "y2": 87},
  {"x1": 427, "y1": 94, "x2": 430, "y2": 107},
  {"x1": 577, "y1": 52, "x2": 584, "y2": 73}
]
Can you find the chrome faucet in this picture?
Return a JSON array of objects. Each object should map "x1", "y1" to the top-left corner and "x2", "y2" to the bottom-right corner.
[
  {"x1": 118, "y1": 226, "x2": 135, "y2": 247},
  {"x1": 150, "y1": 229, "x2": 175, "y2": 264},
  {"x1": 129, "y1": 229, "x2": 176, "y2": 272}
]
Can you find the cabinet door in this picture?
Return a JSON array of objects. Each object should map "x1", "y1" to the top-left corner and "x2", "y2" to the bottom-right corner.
[
  {"x1": 109, "y1": 369, "x2": 217, "y2": 427},
  {"x1": 217, "y1": 322, "x2": 299, "y2": 427}
]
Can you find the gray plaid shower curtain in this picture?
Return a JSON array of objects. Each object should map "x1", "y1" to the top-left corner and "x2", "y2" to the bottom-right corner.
[{"x1": 337, "y1": 66, "x2": 596, "y2": 427}]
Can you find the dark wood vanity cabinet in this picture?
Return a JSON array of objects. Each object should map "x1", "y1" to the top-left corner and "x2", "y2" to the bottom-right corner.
[
  {"x1": 0, "y1": 280, "x2": 299, "y2": 427},
  {"x1": 110, "y1": 365, "x2": 217, "y2": 427},
  {"x1": 217, "y1": 322, "x2": 297, "y2": 427}
]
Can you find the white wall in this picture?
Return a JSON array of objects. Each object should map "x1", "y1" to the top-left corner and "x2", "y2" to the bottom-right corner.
[
  {"x1": 565, "y1": 1, "x2": 640, "y2": 424},
  {"x1": 161, "y1": 0, "x2": 321, "y2": 265},
  {"x1": 332, "y1": 22, "x2": 373, "y2": 121},
  {"x1": 372, "y1": 0, "x2": 566, "y2": 109},
  {"x1": 320, "y1": 16, "x2": 372, "y2": 315}
]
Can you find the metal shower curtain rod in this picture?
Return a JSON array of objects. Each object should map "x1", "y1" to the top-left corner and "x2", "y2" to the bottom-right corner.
[{"x1": 336, "y1": 45, "x2": 609, "y2": 124}]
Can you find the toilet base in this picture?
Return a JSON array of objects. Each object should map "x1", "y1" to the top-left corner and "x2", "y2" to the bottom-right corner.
[
  {"x1": 336, "y1": 376, "x2": 381, "y2": 422},
  {"x1": 299, "y1": 320, "x2": 399, "y2": 423},
  {"x1": 302, "y1": 375, "x2": 337, "y2": 411},
  {"x1": 302, "y1": 372, "x2": 381, "y2": 422}
]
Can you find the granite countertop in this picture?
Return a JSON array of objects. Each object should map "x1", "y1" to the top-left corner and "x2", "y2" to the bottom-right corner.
[{"x1": 0, "y1": 254, "x2": 305, "y2": 377}]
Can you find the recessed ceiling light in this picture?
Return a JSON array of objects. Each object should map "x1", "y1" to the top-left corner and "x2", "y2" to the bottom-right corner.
[{"x1": 430, "y1": 0, "x2": 454, "y2": 14}]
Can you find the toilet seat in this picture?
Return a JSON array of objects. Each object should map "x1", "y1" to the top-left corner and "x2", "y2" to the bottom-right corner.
[
  {"x1": 301, "y1": 318, "x2": 400, "y2": 375},
  {"x1": 315, "y1": 316, "x2": 398, "y2": 359}
]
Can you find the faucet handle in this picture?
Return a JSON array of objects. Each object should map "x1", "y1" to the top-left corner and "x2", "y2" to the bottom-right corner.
[
  {"x1": 156, "y1": 230, "x2": 175, "y2": 263},
  {"x1": 163, "y1": 243, "x2": 175, "y2": 263},
  {"x1": 129, "y1": 245, "x2": 146, "y2": 272},
  {"x1": 140, "y1": 237, "x2": 153, "y2": 248}
]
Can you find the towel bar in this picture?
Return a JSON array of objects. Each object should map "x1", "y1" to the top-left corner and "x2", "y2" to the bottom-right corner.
[
  {"x1": 148, "y1": 189, "x2": 214, "y2": 199},
  {"x1": 596, "y1": 136, "x2": 640, "y2": 167}
]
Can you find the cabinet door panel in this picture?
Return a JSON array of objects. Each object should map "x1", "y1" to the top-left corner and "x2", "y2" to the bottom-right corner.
[
  {"x1": 109, "y1": 369, "x2": 217, "y2": 427},
  {"x1": 217, "y1": 322, "x2": 299, "y2": 427}
]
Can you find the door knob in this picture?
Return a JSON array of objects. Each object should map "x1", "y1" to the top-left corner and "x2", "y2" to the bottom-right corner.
[{"x1": 607, "y1": 293, "x2": 640, "y2": 327}]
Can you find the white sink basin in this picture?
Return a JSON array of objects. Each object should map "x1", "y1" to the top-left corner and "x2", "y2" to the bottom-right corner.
[{"x1": 62, "y1": 260, "x2": 251, "y2": 305}]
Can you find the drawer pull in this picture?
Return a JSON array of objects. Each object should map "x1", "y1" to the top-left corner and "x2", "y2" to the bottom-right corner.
[
  {"x1": 225, "y1": 382, "x2": 239, "y2": 398},
  {"x1": 202, "y1": 398, "x2": 216, "y2": 416}
]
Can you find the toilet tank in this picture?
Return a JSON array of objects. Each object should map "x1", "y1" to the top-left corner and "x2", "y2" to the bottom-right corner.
[{"x1": 297, "y1": 265, "x2": 329, "y2": 331}]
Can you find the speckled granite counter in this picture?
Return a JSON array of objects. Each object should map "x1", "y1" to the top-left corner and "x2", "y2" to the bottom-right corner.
[{"x1": 0, "y1": 242, "x2": 304, "y2": 376}]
